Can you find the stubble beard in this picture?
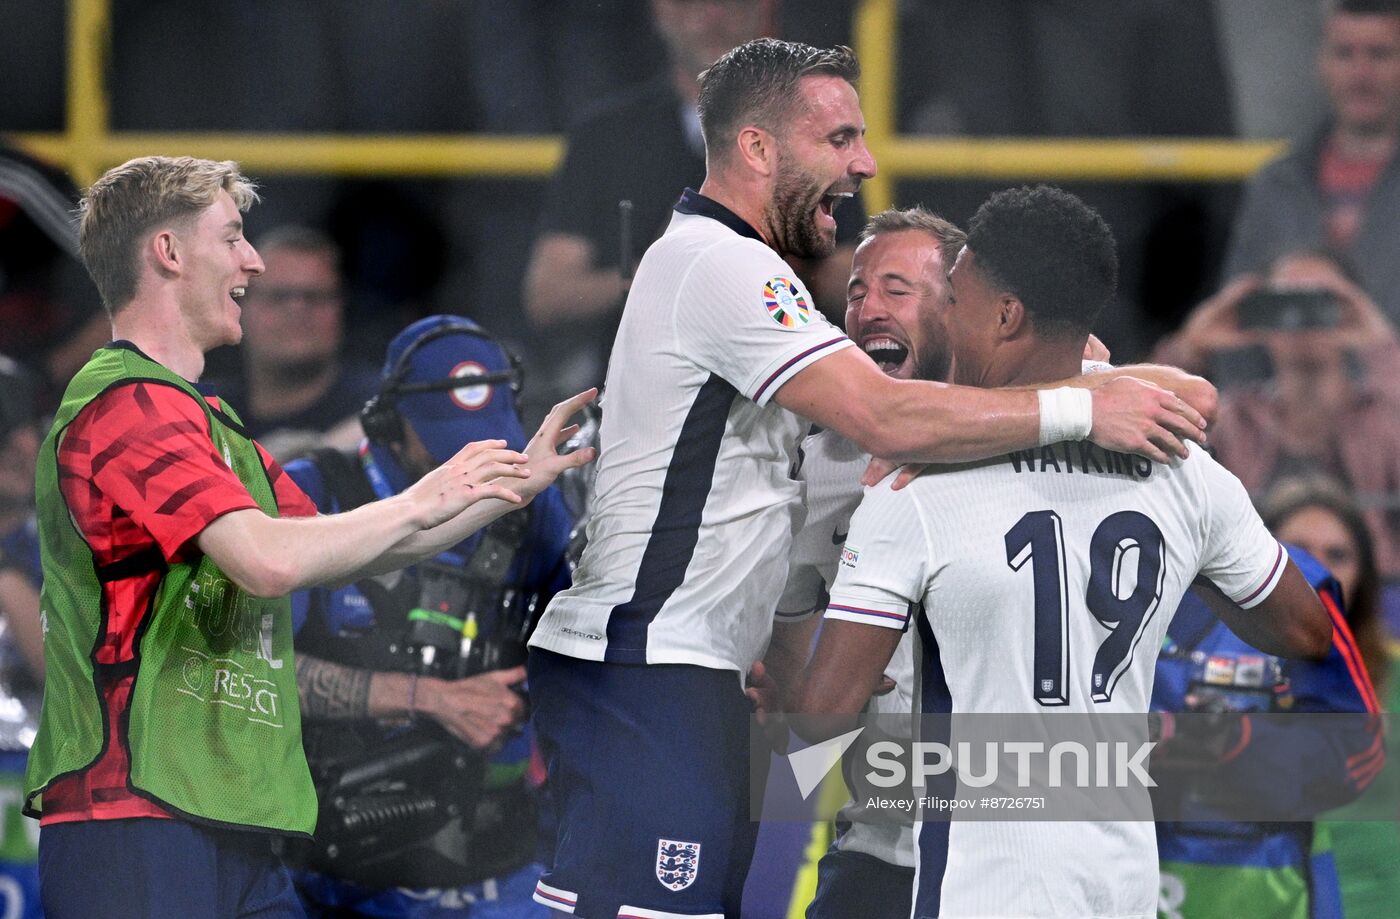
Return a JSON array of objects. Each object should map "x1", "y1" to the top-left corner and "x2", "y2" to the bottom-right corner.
[{"x1": 767, "y1": 158, "x2": 835, "y2": 261}]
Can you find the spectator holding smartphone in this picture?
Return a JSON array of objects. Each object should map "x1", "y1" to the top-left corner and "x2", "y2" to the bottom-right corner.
[
  {"x1": 1223, "y1": 0, "x2": 1400, "y2": 325},
  {"x1": 1158, "y1": 250, "x2": 1400, "y2": 576},
  {"x1": 1156, "y1": 250, "x2": 1400, "y2": 383}
]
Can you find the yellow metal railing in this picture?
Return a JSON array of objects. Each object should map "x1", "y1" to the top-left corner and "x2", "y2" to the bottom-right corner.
[
  {"x1": 848, "y1": 0, "x2": 1285, "y2": 211},
  {"x1": 18, "y1": 131, "x2": 565, "y2": 184},
  {"x1": 62, "y1": 0, "x2": 109, "y2": 185},
  {"x1": 853, "y1": 0, "x2": 898, "y2": 212},
  {"x1": 11, "y1": 0, "x2": 1285, "y2": 197}
]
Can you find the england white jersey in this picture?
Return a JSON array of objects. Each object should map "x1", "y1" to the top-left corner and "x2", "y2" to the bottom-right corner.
[
  {"x1": 780, "y1": 360, "x2": 1110, "y2": 620},
  {"x1": 530, "y1": 189, "x2": 853, "y2": 671},
  {"x1": 784, "y1": 364, "x2": 1111, "y2": 871},
  {"x1": 777, "y1": 428, "x2": 867, "y2": 619},
  {"x1": 777, "y1": 428, "x2": 921, "y2": 868},
  {"x1": 826, "y1": 441, "x2": 1286, "y2": 918}
]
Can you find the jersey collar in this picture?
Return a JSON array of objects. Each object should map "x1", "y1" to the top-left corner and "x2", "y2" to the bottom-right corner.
[
  {"x1": 674, "y1": 188, "x2": 764, "y2": 244},
  {"x1": 106, "y1": 339, "x2": 219, "y2": 398}
]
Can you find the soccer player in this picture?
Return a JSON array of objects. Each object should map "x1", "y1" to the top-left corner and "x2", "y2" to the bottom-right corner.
[
  {"x1": 23, "y1": 156, "x2": 594, "y2": 919},
  {"x1": 794, "y1": 185, "x2": 1332, "y2": 918},
  {"x1": 773, "y1": 206, "x2": 1210, "y2": 919},
  {"x1": 773, "y1": 206, "x2": 961, "y2": 919},
  {"x1": 526, "y1": 40, "x2": 1213, "y2": 919}
]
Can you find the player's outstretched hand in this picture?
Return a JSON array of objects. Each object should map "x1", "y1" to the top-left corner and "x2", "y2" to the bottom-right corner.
[
  {"x1": 509, "y1": 388, "x2": 600, "y2": 502},
  {"x1": 417, "y1": 666, "x2": 528, "y2": 750},
  {"x1": 1087, "y1": 376, "x2": 1208, "y2": 464},
  {"x1": 405, "y1": 439, "x2": 530, "y2": 529}
]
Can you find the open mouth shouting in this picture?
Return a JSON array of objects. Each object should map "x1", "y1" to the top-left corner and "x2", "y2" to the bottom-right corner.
[
  {"x1": 817, "y1": 189, "x2": 854, "y2": 229},
  {"x1": 861, "y1": 334, "x2": 911, "y2": 376}
]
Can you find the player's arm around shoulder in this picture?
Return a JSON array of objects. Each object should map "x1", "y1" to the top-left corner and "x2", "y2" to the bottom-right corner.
[
  {"x1": 774, "y1": 347, "x2": 1209, "y2": 465},
  {"x1": 1081, "y1": 362, "x2": 1218, "y2": 430},
  {"x1": 774, "y1": 347, "x2": 1036, "y2": 462}
]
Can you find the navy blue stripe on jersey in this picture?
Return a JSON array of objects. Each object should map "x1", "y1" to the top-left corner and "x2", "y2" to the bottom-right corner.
[
  {"x1": 827, "y1": 601, "x2": 909, "y2": 625},
  {"x1": 916, "y1": 612, "x2": 952, "y2": 716},
  {"x1": 1240, "y1": 541, "x2": 1285, "y2": 605},
  {"x1": 674, "y1": 188, "x2": 765, "y2": 243},
  {"x1": 753, "y1": 336, "x2": 848, "y2": 402},
  {"x1": 604, "y1": 374, "x2": 738, "y2": 663},
  {"x1": 914, "y1": 613, "x2": 952, "y2": 919}
]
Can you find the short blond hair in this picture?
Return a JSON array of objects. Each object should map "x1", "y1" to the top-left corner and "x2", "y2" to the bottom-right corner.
[{"x1": 78, "y1": 156, "x2": 259, "y2": 314}]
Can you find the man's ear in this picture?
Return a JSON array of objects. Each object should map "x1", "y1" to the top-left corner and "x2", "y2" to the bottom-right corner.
[
  {"x1": 996, "y1": 294, "x2": 1027, "y2": 340},
  {"x1": 736, "y1": 125, "x2": 777, "y2": 177},
  {"x1": 150, "y1": 228, "x2": 182, "y2": 277}
]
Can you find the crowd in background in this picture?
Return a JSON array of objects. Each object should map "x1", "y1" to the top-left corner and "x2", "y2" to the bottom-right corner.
[
  {"x1": 0, "y1": 1, "x2": 1282, "y2": 383},
  {"x1": 2, "y1": 1, "x2": 1400, "y2": 916},
  {"x1": 3, "y1": 0, "x2": 1399, "y2": 565}
]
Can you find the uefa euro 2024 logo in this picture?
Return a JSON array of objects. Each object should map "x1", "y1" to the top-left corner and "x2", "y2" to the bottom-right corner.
[{"x1": 763, "y1": 276, "x2": 811, "y2": 329}]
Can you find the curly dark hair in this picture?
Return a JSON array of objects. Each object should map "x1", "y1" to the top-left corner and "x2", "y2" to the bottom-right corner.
[
  {"x1": 964, "y1": 184, "x2": 1117, "y2": 340},
  {"x1": 697, "y1": 39, "x2": 859, "y2": 165}
]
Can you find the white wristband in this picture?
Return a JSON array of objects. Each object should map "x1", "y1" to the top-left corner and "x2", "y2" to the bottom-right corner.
[{"x1": 1037, "y1": 387, "x2": 1093, "y2": 445}]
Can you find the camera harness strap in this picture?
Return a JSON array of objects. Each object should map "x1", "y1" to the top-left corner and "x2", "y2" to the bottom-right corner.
[
  {"x1": 308, "y1": 447, "x2": 531, "y2": 636},
  {"x1": 302, "y1": 447, "x2": 537, "y2": 882}
]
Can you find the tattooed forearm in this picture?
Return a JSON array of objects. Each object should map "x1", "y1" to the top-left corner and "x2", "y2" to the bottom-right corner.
[{"x1": 295, "y1": 653, "x2": 372, "y2": 720}]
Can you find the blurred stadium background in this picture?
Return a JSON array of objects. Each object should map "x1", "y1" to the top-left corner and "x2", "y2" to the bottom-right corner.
[
  {"x1": 5, "y1": 3, "x2": 1400, "y2": 916},
  {"x1": 1, "y1": 0, "x2": 1318, "y2": 382}
]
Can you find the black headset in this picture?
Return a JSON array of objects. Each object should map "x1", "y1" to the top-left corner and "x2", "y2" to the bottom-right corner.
[{"x1": 360, "y1": 319, "x2": 524, "y2": 448}]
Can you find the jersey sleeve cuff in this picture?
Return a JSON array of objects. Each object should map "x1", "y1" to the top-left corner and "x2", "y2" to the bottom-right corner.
[
  {"x1": 824, "y1": 600, "x2": 910, "y2": 630},
  {"x1": 749, "y1": 336, "x2": 854, "y2": 405},
  {"x1": 1229, "y1": 540, "x2": 1287, "y2": 610}
]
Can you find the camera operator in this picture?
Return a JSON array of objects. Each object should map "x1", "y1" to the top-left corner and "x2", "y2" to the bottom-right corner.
[
  {"x1": 1151, "y1": 532, "x2": 1383, "y2": 919},
  {"x1": 284, "y1": 316, "x2": 575, "y2": 917},
  {"x1": 1155, "y1": 250, "x2": 1400, "y2": 576}
]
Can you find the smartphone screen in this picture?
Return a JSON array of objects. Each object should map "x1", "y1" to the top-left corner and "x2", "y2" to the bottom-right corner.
[{"x1": 1236, "y1": 289, "x2": 1341, "y2": 331}]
